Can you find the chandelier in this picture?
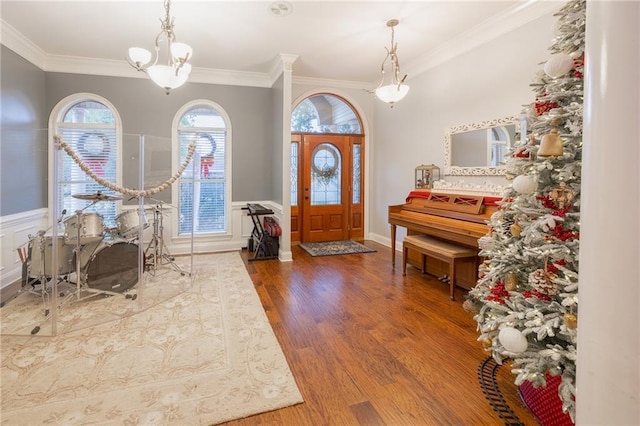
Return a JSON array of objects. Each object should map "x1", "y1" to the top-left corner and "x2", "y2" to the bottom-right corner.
[
  {"x1": 127, "y1": 0, "x2": 193, "y2": 94},
  {"x1": 374, "y1": 19, "x2": 409, "y2": 107}
]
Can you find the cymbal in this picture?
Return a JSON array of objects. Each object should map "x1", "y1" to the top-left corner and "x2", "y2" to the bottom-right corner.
[
  {"x1": 72, "y1": 192, "x2": 123, "y2": 201},
  {"x1": 144, "y1": 203, "x2": 177, "y2": 212}
]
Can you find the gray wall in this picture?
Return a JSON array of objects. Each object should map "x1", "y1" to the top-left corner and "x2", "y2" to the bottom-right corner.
[
  {"x1": 1, "y1": 45, "x2": 278, "y2": 217},
  {"x1": 45, "y1": 72, "x2": 275, "y2": 203},
  {"x1": 370, "y1": 11, "x2": 557, "y2": 241},
  {"x1": 0, "y1": 46, "x2": 48, "y2": 216}
]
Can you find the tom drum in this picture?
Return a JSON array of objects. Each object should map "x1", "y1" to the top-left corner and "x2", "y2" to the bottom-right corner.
[
  {"x1": 115, "y1": 210, "x2": 148, "y2": 240},
  {"x1": 64, "y1": 213, "x2": 104, "y2": 245}
]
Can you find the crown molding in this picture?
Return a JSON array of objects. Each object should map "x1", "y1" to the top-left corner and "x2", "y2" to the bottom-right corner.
[
  {"x1": 293, "y1": 76, "x2": 371, "y2": 91},
  {"x1": 1, "y1": 19, "x2": 46, "y2": 70},
  {"x1": 3, "y1": 1, "x2": 560, "y2": 89},
  {"x1": 1, "y1": 18, "x2": 279, "y2": 88},
  {"x1": 38, "y1": 54, "x2": 276, "y2": 88},
  {"x1": 267, "y1": 53, "x2": 299, "y2": 86},
  {"x1": 405, "y1": 0, "x2": 562, "y2": 79},
  {"x1": 188, "y1": 67, "x2": 273, "y2": 88}
]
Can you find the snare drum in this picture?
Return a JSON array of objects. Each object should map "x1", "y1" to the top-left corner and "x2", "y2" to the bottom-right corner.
[
  {"x1": 78, "y1": 238, "x2": 140, "y2": 293},
  {"x1": 64, "y1": 213, "x2": 104, "y2": 245},
  {"x1": 28, "y1": 235, "x2": 74, "y2": 277},
  {"x1": 115, "y1": 210, "x2": 148, "y2": 239}
]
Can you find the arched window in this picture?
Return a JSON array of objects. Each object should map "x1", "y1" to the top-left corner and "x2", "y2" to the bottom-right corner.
[
  {"x1": 291, "y1": 94, "x2": 362, "y2": 134},
  {"x1": 174, "y1": 101, "x2": 230, "y2": 236},
  {"x1": 51, "y1": 95, "x2": 121, "y2": 227}
]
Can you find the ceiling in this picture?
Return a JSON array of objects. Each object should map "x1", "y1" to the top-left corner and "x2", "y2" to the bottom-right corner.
[{"x1": 0, "y1": 1, "x2": 560, "y2": 88}]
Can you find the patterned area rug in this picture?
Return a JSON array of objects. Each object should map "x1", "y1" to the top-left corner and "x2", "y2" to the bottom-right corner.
[
  {"x1": 298, "y1": 240, "x2": 376, "y2": 257},
  {"x1": 0, "y1": 252, "x2": 303, "y2": 425}
]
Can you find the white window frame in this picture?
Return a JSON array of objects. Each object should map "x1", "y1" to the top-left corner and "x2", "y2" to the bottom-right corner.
[
  {"x1": 171, "y1": 100, "x2": 232, "y2": 239},
  {"x1": 48, "y1": 93, "x2": 123, "y2": 225}
]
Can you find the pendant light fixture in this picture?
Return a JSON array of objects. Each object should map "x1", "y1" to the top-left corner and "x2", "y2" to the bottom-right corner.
[
  {"x1": 127, "y1": 0, "x2": 193, "y2": 94},
  {"x1": 373, "y1": 19, "x2": 410, "y2": 107}
]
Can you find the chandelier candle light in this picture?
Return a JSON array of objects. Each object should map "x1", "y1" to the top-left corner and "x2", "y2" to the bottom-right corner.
[
  {"x1": 374, "y1": 19, "x2": 410, "y2": 107},
  {"x1": 127, "y1": 0, "x2": 193, "y2": 94}
]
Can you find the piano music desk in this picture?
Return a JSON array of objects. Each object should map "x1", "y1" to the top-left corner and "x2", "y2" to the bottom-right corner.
[{"x1": 402, "y1": 234, "x2": 479, "y2": 301}]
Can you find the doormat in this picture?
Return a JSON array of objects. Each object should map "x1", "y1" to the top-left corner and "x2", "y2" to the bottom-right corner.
[{"x1": 298, "y1": 240, "x2": 376, "y2": 257}]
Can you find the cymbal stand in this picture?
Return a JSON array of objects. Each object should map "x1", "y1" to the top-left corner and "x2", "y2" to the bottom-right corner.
[{"x1": 144, "y1": 203, "x2": 187, "y2": 276}]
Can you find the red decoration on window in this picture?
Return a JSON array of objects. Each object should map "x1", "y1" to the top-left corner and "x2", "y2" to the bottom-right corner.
[{"x1": 200, "y1": 155, "x2": 214, "y2": 177}]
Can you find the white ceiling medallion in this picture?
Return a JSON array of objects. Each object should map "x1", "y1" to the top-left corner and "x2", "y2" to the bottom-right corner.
[{"x1": 268, "y1": 2, "x2": 293, "y2": 17}]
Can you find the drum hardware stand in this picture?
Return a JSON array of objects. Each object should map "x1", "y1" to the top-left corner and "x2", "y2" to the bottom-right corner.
[
  {"x1": 7, "y1": 231, "x2": 73, "y2": 334},
  {"x1": 6, "y1": 234, "x2": 57, "y2": 307},
  {"x1": 4, "y1": 202, "x2": 137, "y2": 334},
  {"x1": 3, "y1": 208, "x2": 71, "y2": 306},
  {"x1": 144, "y1": 202, "x2": 188, "y2": 276}
]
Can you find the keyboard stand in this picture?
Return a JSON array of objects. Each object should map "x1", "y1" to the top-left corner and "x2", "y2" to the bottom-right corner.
[{"x1": 243, "y1": 204, "x2": 278, "y2": 261}]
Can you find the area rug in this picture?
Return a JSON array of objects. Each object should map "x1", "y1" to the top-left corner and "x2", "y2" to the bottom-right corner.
[
  {"x1": 0, "y1": 252, "x2": 303, "y2": 425},
  {"x1": 1, "y1": 259, "x2": 194, "y2": 337},
  {"x1": 298, "y1": 240, "x2": 375, "y2": 257}
]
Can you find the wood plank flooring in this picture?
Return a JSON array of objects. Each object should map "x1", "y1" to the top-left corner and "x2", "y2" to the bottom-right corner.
[{"x1": 230, "y1": 241, "x2": 539, "y2": 426}]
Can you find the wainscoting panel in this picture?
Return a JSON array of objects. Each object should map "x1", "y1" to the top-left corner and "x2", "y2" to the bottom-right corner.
[
  {"x1": 0, "y1": 209, "x2": 49, "y2": 289},
  {"x1": 0, "y1": 203, "x2": 284, "y2": 289}
]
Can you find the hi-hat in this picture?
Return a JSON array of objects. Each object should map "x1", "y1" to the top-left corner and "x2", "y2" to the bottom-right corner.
[
  {"x1": 72, "y1": 192, "x2": 123, "y2": 201},
  {"x1": 144, "y1": 204, "x2": 178, "y2": 213}
]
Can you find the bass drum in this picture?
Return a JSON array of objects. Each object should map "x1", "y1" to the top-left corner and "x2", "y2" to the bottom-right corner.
[{"x1": 79, "y1": 239, "x2": 140, "y2": 293}]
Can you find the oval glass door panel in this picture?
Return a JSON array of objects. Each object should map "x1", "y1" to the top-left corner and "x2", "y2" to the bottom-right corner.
[{"x1": 311, "y1": 143, "x2": 341, "y2": 205}]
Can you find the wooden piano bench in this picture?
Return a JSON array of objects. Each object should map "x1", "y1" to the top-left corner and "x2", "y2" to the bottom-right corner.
[{"x1": 402, "y1": 234, "x2": 479, "y2": 301}]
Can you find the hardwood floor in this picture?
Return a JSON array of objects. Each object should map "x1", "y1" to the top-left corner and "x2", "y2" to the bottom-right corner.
[{"x1": 230, "y1": 241, "x2": 539, "y2": 425}]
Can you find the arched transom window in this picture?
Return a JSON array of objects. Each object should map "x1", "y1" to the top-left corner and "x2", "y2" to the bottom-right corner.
[{"x1": 291, "y1": 94, "x2": 362, "y2": 134}]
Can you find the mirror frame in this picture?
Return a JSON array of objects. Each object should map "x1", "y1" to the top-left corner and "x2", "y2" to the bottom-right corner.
[{"x1": 444, "y1": 116, "x2": 519, "y2": 176}]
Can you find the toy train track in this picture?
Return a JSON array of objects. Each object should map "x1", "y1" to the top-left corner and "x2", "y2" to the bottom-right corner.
[{"x1": 478, "y1": 356, "x2": 524, "y2": 426}]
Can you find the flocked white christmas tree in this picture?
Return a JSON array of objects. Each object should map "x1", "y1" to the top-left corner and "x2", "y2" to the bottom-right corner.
[{"x1": 465, "y1": 0, "x2": 585, "y2": 422}]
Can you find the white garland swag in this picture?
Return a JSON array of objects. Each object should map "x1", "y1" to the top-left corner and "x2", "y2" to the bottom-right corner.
[{"x1": 54, "y1": 134, "x2": 196, "y2": 198}]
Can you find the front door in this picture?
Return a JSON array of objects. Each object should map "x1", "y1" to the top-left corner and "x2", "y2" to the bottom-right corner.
[{"x1": 302, "y1": 135, "x2": 350, "y2": 242}]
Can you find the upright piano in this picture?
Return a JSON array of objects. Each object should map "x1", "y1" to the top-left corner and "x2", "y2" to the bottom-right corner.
[{"x1": 388, "y1": 191, "x2": 501, "y2": 287}]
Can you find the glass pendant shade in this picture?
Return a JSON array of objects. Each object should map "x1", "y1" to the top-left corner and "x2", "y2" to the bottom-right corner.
[
  {"x1": 128, "y1": 47, "x2": 152, "y2": 67},
  {"x1": 372, "y1": 19, "x2": 409, "y2": 106},
  {"x1": 147, "y1": 65, "x2": 189, "y2": 92},
  {"x1": 375, "y1": 84, "x2": 410, "y2": 104},
  {"x1": 170, "y1": 42, "x2": 193, "y2": 61},
  {"x1": 178, "y1": 62, "x2": 192, "y2": 77},
  {"x1": 126, "y1": 0, "x2": 192, "y2": 94}
]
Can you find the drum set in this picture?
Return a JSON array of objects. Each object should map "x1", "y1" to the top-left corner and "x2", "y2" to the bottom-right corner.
[{"x1": 15, "y1": 191, "x2": 186, "y2": 327}]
